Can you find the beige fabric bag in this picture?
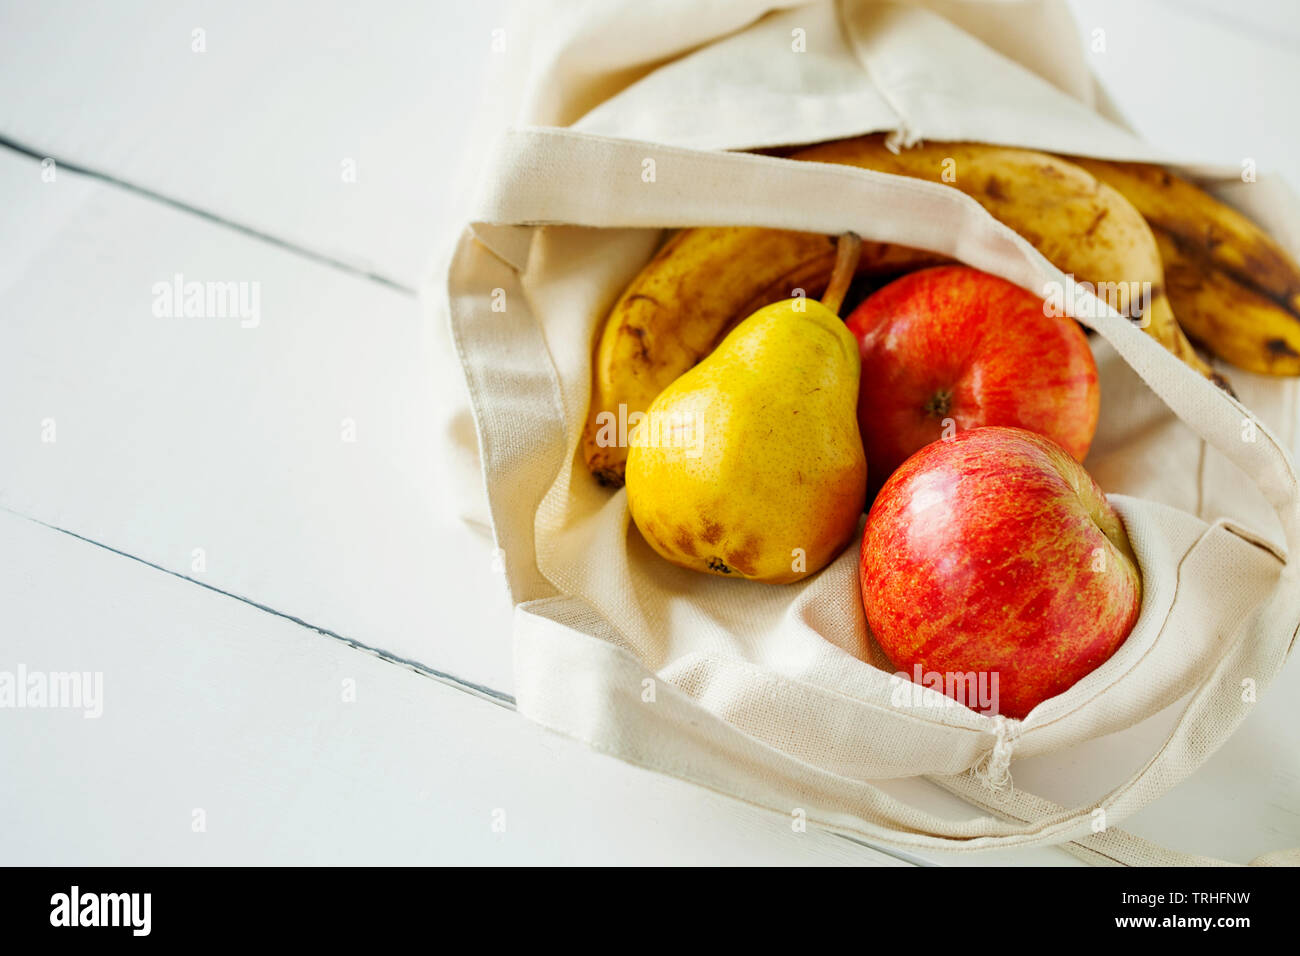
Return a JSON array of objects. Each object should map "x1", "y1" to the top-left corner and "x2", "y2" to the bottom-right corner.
[{"x1": 438, "y1": 0, "x2": 1300, "y2": 865}]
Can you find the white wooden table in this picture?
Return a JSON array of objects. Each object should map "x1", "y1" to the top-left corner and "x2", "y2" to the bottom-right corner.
[{"x1": 1, "y1": 0, "x2": 1298, "y2": 865}]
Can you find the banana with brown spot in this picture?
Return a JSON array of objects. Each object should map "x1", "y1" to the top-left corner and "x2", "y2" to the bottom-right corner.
[
  {"x1": 1068, "y1": 157, "x2": 1300, "y2": 376},
  {"x1": 790, "y1": 135, "x2": 1227, "y2": 389}
]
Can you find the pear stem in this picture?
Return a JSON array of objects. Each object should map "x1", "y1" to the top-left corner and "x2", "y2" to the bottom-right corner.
[{"x1": 820, "y1": 231, "x2": 861, "y2": 316}]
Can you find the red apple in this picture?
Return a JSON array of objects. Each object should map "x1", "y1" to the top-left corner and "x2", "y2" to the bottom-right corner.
[
  {"x1": 846, "y1": 265, "x2": 1099, "y2": 489},
  {"x1": 859, "y1": 426, "x2": 1141, "y2": 719}
]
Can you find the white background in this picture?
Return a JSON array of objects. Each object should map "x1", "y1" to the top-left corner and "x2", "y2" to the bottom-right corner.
[{"x1": 1, "y1": 0, "x2": 1298, "y2": 865}]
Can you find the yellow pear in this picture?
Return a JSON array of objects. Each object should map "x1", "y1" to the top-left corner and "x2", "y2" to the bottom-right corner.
[{"x1": 625, "y1": 288, "x2": 867, "y2": 584}]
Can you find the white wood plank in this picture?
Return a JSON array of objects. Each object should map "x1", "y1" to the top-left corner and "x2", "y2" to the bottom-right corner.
[
  {"x1": 1067, "y1": 0, "x2": 1300, "y2": 192},
  {"x1": 1151, "y1": 0, "x2": 1300, "y2": 49},
  {"x1": 0, "y1": 0, "x2": 510, "y2": 288},
  {"x1": 3, "y1": 1, "x2": 1296, "y2": 286},
  {"x1": 0, "y1": 507, "x2": 916, "y2": 866},
  {"x1": 0, "y1": 147, "x2": 515, "y2": 694}
]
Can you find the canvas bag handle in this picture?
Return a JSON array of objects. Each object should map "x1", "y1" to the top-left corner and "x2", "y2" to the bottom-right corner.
[{"x1": 467, "y1": 126, "x2": 1300, "y2": 861}]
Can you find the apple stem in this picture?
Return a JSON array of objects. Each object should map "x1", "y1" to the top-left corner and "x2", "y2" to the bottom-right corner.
[{"x1": 821, "y1": 232, "x2": 861, "y2": 316}]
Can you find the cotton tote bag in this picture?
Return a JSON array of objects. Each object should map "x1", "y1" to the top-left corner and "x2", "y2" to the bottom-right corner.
[{"x1": 437, "y1": 0, "x2": 1300, "y2": 865}]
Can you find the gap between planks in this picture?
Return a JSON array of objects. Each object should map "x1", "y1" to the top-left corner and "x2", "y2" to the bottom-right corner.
[{"x1": 0, "y1": 136, "x2": 416, "y2": 296}]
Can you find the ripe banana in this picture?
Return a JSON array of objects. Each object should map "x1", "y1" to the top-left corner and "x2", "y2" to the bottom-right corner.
[
  {"x1": 1155, "y1": 230, "x2": 1300, "y2": 376},
  {"x1": 789, "y1": 135, "x2": 1225, "y2": 388},
  {"x1": 1066, "y1": 157, "x2": 1300, "y2": 375},
  {"x1": 582, "y1": 226, "x2": 946, "y2": 486}
]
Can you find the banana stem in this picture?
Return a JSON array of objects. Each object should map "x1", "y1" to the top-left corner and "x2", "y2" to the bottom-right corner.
[{"x1": 821, "y1": 232, "x2": 862, "y2": 316}]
